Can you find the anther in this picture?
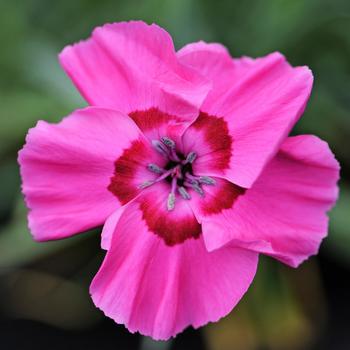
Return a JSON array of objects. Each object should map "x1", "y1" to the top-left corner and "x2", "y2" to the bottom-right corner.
[
  {"x1": 167, "y1": 192, "x2": 176, "y2": 211},
  {"x1": 199, "y1": 176, "x2": 216, "y2": 185},
  {"x1": 185, "y1": 173, "x2": 199, "y2": 183},
  {"x1": 139, "y1": 180, "x2": 154, "y2": 189},
  {"x1": 161, "y1": 136, "x2": 176, "y2": 149},
  {"x1": 147, "y1": 163, "x2": 164, "y2": 174},
  {"x1": 152, "y1": 140, "x2": 169, "y2": 157},
  {"x1": 178, "y1": 186, "x2": 191, "y2": 200},
  {"x1": 169, "y1": 148, "x2": 180, "y2": 162},
  {"x1": 184, "y1": 152, "x2": 197, "y2": 164},
  {"x1": 167, "y1": 177, "x2": 177, "y2": 211},
  {"x1": 192, "y1": 183, "x2": 205, "y2": 197}
]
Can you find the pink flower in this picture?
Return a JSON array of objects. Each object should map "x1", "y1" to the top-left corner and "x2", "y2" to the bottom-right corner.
[{"x1": 18, "y1": 21, "x2": 340, "y2": 340}]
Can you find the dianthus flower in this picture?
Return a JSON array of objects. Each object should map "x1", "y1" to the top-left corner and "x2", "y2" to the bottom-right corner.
[{"x1": 18, "y1": 21, "x2": 339, "y2": 340}]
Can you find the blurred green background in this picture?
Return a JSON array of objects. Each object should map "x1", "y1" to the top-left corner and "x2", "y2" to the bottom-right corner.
[{"x1": 0, "y1": 0, "x2": 350, "y2": 349}]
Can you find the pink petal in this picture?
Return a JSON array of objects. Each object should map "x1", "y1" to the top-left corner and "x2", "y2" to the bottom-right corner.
[
  {"x1": 179, "y1": 46, "x2": 313, "y2": 188},
  {"x1": 128, "y1": 108, "x2": 184, "y2": 145},
  {"x1": 107, "y1": 138, "x2": 165, "y2": 205},
  {"x1": 182, "y1": 112, "x2": 233, "y2": 175},
  {"x1": 90, "y1": 200, "x2": 258, "y2": 340},
  {"x1": 187, "y1": 177, "x2": 245, "y2": 218},
  {"x1": 192, "y1": 135, "x2": 340, "y2": 267},
  {"x1": 18, "y1": 107, "x2": 148, "y2": 241},
  {"x1": 177, "y1": 41, "x2": 235, "y2": 88},
  {"x1": 59, "y1": 21, "x2": 210, "y2": 125},
  {"x1": 101, "y1": 204, "x2": 127, "y2": 250},
  {"x1": 140, "y1": 185, "x2": 201, "y2": 246}
]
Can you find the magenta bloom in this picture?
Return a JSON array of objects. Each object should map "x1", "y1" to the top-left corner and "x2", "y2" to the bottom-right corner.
[{"x1": 18, "y1": 21, "x2": 339, "y2": 340}]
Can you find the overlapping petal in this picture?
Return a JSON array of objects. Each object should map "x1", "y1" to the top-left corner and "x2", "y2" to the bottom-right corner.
[
  {"x1": 18, "y1": 107, "x2": 153, "y2": 241},
  {"x1": 177, "y1": 41, "x2": 236, "y2": 92},
  {"x1": 179, "y1": 45, "x2": 313, "y2": 188},
  {"x1": 189, "y1": 135, "x2": 339, "y2": 267},
  {"x1": 59, "y1": 21, "x2": 211, "y2": 131},
  {"x1": 90, "y1": 199, "x2": 258, "y2": 340}
]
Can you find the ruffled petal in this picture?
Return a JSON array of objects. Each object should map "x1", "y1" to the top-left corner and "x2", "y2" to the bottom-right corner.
[
  {"x1": 59, "y1": 21, "x2": 210, "y2": 126},
  {"x1": 18, "y1": 107, "x2": 149, "y2": 241},
  {"x1": 177, "y1": 41, "x2": 235, "y2": 90},
  {"x1": 191, "y1": 135, "x2": 339, "y2": 267},
  {"x1": 179, "y1": 47, "x2": 313, "y2": 188},
  {"x1": 101, "y1": 204, "x2": 127, "y2": 251},
  {"x1": 90, "y1": 200, "x2": 258, "y2": 340}
]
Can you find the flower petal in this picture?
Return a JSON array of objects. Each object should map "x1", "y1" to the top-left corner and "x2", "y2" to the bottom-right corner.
[
  {"x1": 179, "y1": 47, "x2": 313, "y2": 188},
  {"x1": 18, "y1": 107, "x2": 149, "y2": 241},
  {"x1": 192, "y1": 135, "x2": 340, "y2": 267},
  {"x1": 90, "y1": 200, "x2": 258, "y2": 340},
  {"x1": 177, "y1": 41, "x2": 236, "y2": 95},
  {"x1": 128, "y1": 108, "x2": 184, "y2": 146},
  {"x1": 187, "y1": 177, "x2": 245, "y2": 219},
  {"x1": 59, "y1": 21, "x2": 210, "y2": 124},
  {"x1": 107, "y1": 138, "x2": 164, "y2": 205},
  {"x1": 101, "y1": 204, "x2": 127, "y2": 251},
  {"x1": 182, "y1": 112, "x2": 233, "y2": 174}
]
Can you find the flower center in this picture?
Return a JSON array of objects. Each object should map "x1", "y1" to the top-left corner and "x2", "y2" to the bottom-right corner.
[{"x1": 139, "y1": 136, "x2": 216, "y2": 211}]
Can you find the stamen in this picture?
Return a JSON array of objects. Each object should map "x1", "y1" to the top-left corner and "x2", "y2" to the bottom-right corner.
[
  {"x1": 191, "y1": 182, "x2": 205, "y2": 197},
  {"x1": 152, "y1": 140, "x2": 169, "y2": 158},
  {"x1": 169, "y1": 147, "x2": 180, "y2": 162},
  {"x1": 199, "y1": 176, "x2": 216, "y2": 185},
  {"x1": 185, "y1": 173, "x2": 215, "y2": 186},
  {"x1": 139, "y1": 180, "x2": 154, "y2": 189},
  {"x1": 184, "y1": 180, "x2": 196, "y2": 187},
  {"x1": 184, "y1": 152, "x2": 197, "y2": 164},
  {"x1": 167, "y1": 193, "x2": 175, "y2": 211},
  {"x1": 167, "y1": 177, "x2": 177, "y2": 211},
  {"x1": 155, "y1": 168, "x2": 175, "y2": 183},
  {"x1": 139, "y1": 168, "x2": 174, "y2": 190},
  {"x1": 161, "y1": 136, "x2": 176, "y2": 149},
  {"x1": 185, "y1": 173, "x2": 199, "y2": 182},
  {"x1": 140, "y1": 136, "x2": 214, "y2": 205},
  {"x1": 147, "y1": 163, "x2": 164, "y2": 174},
  {"x1": 178, "y1": 186, "x2": 191, "y2": 200}
]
